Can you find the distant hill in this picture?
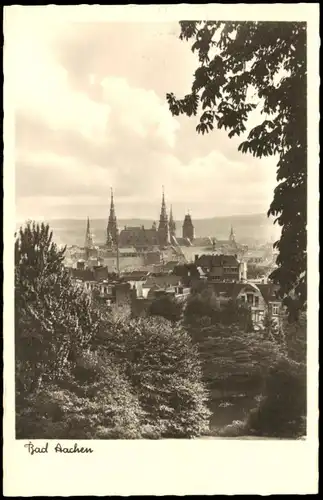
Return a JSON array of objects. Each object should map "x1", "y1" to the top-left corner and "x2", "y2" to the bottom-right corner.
[{"x1": 16, "y1": 213, "x2": 281, "y2": 247}]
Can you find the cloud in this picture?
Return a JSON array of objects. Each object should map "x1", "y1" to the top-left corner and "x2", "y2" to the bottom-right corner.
[
  {"x1": 100, "y1": 76, "x2": 180, "y2": 148},
  {"x1": 10, "y1": 13, "x2": 278, "y2": 222}
]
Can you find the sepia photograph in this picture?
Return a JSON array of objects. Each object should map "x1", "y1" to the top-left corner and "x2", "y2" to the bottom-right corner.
[{"x1": 3, "y1": 4, "x2": 319, "y2": 496}]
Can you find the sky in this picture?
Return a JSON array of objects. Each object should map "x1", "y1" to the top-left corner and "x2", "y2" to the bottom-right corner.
[{"x1": 8, "y1": 9, "x2": 278, "y2": 222}]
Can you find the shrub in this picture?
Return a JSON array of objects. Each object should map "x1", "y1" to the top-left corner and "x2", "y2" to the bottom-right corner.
[{"x1": 245, "y1": 357, "x2": 307, "y2": 438}]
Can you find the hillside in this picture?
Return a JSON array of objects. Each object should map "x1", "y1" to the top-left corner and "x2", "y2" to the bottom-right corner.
[{"x1": 16, "y1": 214, "x2": 281, "y2": 247}]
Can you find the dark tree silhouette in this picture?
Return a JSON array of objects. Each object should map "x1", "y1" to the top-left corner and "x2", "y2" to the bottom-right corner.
[
  {"x1": 15, "y1": 221, "x2": 100, "y2": 393},
  {"x1": 148, "y1": 294, "x2": 183, "y2": 323},
  {"x1": 166, "y1": 21, "x2": 307, "y2": 316}
]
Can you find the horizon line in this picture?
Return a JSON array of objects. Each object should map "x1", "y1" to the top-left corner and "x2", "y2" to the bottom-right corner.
[{"x1": 16, "y1": 212, "x2": 273, "y2": 224}]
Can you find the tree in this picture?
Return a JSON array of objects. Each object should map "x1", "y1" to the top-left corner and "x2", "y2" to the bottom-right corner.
[
  {"x1": 148, "y1": 294, "x2": 183, "y2": 323},
  {"x1": 167, "y1": 22, "x2": 307, "y2": 315},
  {"x1": 282, "y1": 311, "x2": 307, "y2": 364},
  {"x1": 245, "y1": 356, "x2": 306, "y2": 438},
  {"x1": 15, "y1": 222, "x2": 101, "y2": 394},
  {"x1": 187, "y1": 323, "x2": 281, "y2": 396},
  {"x1": 95, "y1": 315, "x2": 211, "y2": 438},
  {"x1": 184, "y1": 290, "x2": 253, "y2": 332},
  {"x1": 16, "y1": 350, "x2": 144, "y2": 440}
]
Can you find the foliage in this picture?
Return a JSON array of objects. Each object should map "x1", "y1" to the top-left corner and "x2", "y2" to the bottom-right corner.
[
  {"x1": 15, "y1": 222, "x2": 211, "y2": 439},
  {"x1": 262, "y1": 311, "x2": 286, "y2": 347},
  {"x1": 282, "y1": 311, "x2": 307, "y2": 363},
  {"x1": 245, "y1": 357, "x2": 306, "y2": 438},
  {"x1": 184, "y1": 291, "x2": 254, "y2": 332},
  {"x1": 187, "y1": 323, "x2": 282, "y2": 395},
  {"x1": 15, "y1": 222, "x2": 102, "y2": 393},
  {"x1": 148, "y1": 294, "x2": 184, "y2": 323},
  {"x1": 95, "y1": 315, "x2": 211, "y2": 438},
  {"x1": 167, "y1": 21, "x2": 307, "y2": 315},
  {"x1": 247, "y1": 264, "x2": 274, "y2": 280},
  {"x1": 16, "y1": 350, "x2": 144, "y2": 439}
]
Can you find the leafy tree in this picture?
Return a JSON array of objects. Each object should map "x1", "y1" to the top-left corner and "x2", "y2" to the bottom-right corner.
[
  {"x1": 245, "y1": 356, "x2": 306, "y2": 438},
  {"x1": 95, "y1": 315, "x2": 211, "y2": 438},
  {"x1": 247, "y1": 264, "x2": 274, "y2": 280},
  {"x1": 15, "y1": 222, "x2": 101, "y2": 394},
  {"x1": 167, "y1": 21, "x2": 307, "y2": 315},
  {"x1": 187, "y1": 323, "x2": 281, "y2": 396},
  {"x1": 148, "y1": 294, "x2": 183, "y2": 323},
  {"x1": 184, "y1": 290, "x2": 253, "y2": 332},
  {"x1": 282, "y1": 311, "x2": 307, "y2": 364},
  {"x1": 16, "y1": 350, "x2": 144, "y2": 439}
]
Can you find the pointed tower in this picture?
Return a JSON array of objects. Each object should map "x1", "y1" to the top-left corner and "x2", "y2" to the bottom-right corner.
[
  {"x1": 84, "y1": 216, "x2": 94, "y2": 249},
  {"x1": 169, "y1": 205, "x2": 176, "y2": 238},
  {"x1": 157, "y1": 186, "x2": 170, "y2": 247},
  {"x1": 107, "y1": 188, "x2": 118, "y2": 246},
  {"x1": 229, "y1": 225, "x2": 236, "y2": 243},
  {"x1": 182, "y1": 210, "x2": 194, "y2": 241}
]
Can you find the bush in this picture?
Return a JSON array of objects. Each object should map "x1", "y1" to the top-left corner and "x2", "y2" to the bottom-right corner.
[
  {"x1": 245, "y1": 357, "x2": 307, "y2": 438},
  {"x1": 96, "y1": 315, "x2": 211, "y2": 438},
  {"x1": 16, "y1": 350, "x2": 144, "y2": 439}
]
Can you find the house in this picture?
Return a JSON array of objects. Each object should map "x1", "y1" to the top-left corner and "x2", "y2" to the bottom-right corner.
[
  {"x1": 172, "y1": 263, "x2": 206, "y2": 286},
  {"x1": 194, "y1": 254, "x2": 247, "y2": 282},
  {"x1": 69, "y1": 264, "x2": 110, "y2": 282},
  {"x1": 193, "y1": 281, "x2": 283, "y2": 330}
]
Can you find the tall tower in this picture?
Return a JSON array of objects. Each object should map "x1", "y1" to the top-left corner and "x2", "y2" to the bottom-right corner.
[
  {"x1": 229, "y1": 225, "x2": 236, "y2": 243},
  {"x1": 157, "y1": 186, "x2": 170, "y2": 247},
  {"x1": 169, "y1": 205, "x2": 176, "y2": 238},
  {"x1": 182, "y1": 211, "x2": 195, "y2": 241},
  {"x1": 84, "y1": 216, "x2": 94, "y2": 249},
  {"x1": 107, "y1": 188, "x2": 118, "y2": 246}
]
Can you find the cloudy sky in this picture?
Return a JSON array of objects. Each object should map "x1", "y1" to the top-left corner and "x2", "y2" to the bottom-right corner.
[{"x1": 8, "y1": 8, "x2": 277, "y2": 222}]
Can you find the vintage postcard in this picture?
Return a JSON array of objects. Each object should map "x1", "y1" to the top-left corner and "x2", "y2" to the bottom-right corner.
[{"x1": 3, "y1": 4, "x2": 319, "y2": 496}]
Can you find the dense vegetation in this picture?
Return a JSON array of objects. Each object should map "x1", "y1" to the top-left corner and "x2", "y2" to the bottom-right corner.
[
  {"x1": 15, "y1": 222, "x2": 210, "y2": 439},
  {"x1": 16, "y1": 222, "x2": 307, "y2": 439}
]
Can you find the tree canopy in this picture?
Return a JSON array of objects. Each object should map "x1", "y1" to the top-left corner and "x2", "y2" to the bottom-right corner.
[{"x1": 167, "y1": 21, "x2": 307, "y2": 315}]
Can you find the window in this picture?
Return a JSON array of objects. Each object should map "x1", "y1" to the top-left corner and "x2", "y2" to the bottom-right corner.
[
  {"x1": 247, "y1": 293, "x2": 254, "y2": 305},
  {"x1": 253, "y1": 312, "x2": 259, "y2": 323},
  {"x1": 240, "y1": 295, "x2": 246, "y2": 303},
  {"x1": 254, "y1": 296, "x2": 259, "y2": 307},
  {"x1": 272, "y1": 304, "x2": 279, "y2": 316}
]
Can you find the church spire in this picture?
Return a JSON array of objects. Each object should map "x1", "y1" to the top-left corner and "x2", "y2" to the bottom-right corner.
[
  {"x1": 109, "y1": 187, "x2": 116, "y2": 219},
  {"x1": 85, "y1": 216, "x2": 94, "y2": 248},
  {"x1": 169, "y1": 204, "x2": 176, "y2": 237},
  {"x1": 158, "y1": 186, "x2": 169, "y2": 247},
  {"x1": 160, "y1": 185, "x2": 167, "y2": 220},
  {"x1": 229, "y1": 225, "x2": 235, "y2": 242},
  {"x1": 107, "y1": 187, "x2": 118, "y2": 246}
]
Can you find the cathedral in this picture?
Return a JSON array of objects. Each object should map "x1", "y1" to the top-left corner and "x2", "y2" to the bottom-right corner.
[
  {"x1": 83, "y1": 188, "x2": 242, "y2": 254},
  {"x1": 105, "y1": 187, "x2": 183, "y2": 250}
]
